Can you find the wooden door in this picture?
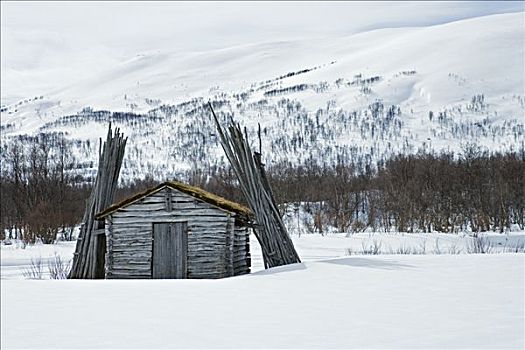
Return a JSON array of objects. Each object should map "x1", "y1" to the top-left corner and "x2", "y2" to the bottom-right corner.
[{"x1": 152, "y1": 222, "x2": 188, "y2": 279}]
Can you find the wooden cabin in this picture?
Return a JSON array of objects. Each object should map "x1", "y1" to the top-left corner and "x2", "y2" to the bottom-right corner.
[{"x1": 95, "y1": 181, "x2": 252, "y2": 279}]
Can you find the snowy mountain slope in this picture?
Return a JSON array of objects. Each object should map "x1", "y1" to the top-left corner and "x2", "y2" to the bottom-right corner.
[{"x1": 1, "y1": 13, "x2": 524, "y2": 179}]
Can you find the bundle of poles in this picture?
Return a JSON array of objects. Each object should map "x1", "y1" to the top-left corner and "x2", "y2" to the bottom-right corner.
[
  {"x1": 209, "y1": 103, "x2": 301, "y2": 268},
  {"x1": 69, "y1": 124, "x2": 127, "y2": 279}
]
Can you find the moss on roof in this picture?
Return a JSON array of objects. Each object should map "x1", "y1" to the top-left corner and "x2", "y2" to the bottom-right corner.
[{"x1": 96, "y1": 181, "x2": 252, "y2": 221}]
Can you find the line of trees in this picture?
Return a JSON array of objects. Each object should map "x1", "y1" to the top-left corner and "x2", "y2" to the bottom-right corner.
[
  {"x1": 1, "y1": 134, "x2": 90, "y2": 243},
  {"x1": 2, "y1": 135, "x2": 524, "y2": 243},
  {"x1": 371, "y1": 149, "x2": 525, "y2": 233},
  {"x1": 196, "y1": 148, "x2": 525, "y2": 234},
  {"x1": 0, "y1": 135, "x2": 164, "y2": 243},
  {"x1": 261, "y1": 149, "x2": 525, "y2": 233}
]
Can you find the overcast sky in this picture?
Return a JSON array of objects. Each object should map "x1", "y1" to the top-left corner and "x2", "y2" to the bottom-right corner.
[
  {"x1": 3, "y1": 2, "x2": 524, "y2": 53},
  {"x1": 1, "y1": 1, "x2": 523, "y2": 103}
]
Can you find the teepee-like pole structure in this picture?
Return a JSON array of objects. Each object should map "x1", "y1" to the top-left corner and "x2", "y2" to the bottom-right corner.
[
  {"x1": 69, "y1": 124, "x2": 127, "y2": 279},
  {"x1": 209, "y1": 103, "x2": 301, "y2": 269}
]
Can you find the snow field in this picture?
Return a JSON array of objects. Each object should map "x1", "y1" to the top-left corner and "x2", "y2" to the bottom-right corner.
[
  {"x1": 1, "y1": 253, "x2": 523, "y2": 348},
  {"x1": 1, "y1": 231, "x2": 524, "y2": 348},
  {"x1": 3, "y1": 231, "x2": 524, "y2": 279}
]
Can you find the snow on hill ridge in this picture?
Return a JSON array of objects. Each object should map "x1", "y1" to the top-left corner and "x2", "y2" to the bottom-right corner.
[{"x1": 1, "y1": 12, "x2": 524, "y2": 180}]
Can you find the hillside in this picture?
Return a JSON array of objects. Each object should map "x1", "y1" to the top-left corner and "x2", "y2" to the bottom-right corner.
[{"x1": 1, "y1": 12, "x2": 524, "y2": 180}]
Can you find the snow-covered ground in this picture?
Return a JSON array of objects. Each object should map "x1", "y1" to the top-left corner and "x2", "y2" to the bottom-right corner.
[
  {"x1": 1, "y1": 252, "x2": 523, "y2": 348},
  {"x1": 3, "y1": 231, "x2": 524, "y2": 279},
  {"x1": 0, "y1": 241, "x2": 77, "y2": 280},
  {"x1": 1, "y1": 232, "x2": 524, "y2": 348}
]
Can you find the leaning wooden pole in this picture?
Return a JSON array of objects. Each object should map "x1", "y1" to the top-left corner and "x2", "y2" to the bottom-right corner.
[
  {"x1": 69, "y1": 123, "x2": 127, "y2": 279},
  {"x1": 209, "y1": 103, "x2": 300, "y2": 268}
]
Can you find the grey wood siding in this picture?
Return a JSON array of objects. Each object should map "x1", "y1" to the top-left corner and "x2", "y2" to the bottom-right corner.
[
  {"x1": 233, "y1": 225, "x2": 250, "y2": 276},
  {"x1": 105, "y1": 187, "x2": 250, "y2": 279}
]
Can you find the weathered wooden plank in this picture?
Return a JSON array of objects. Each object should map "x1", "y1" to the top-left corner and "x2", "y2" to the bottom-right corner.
[
  {"x1": 112, "y1": 210, "x2": 231, "y2": 219},
  {"x1": 112, "y1": 241, "x2": 151, "y2": 246},
  {"x1": 233, "y1": 254, "x2": 248, "y2": 262},
  {"x1": 113, "y1": 247, "x2": 151, "y2": 259},
  {"x1": 112, "y1": 234, "x2": 151, "y2": 240},
  {"x1": 112, "y1": 230, "x2": 151, "y2": 236},
  {"x1": 112, "y1": 251, "x2": 151, "y2": 258},
  {"x1": 187, "y1": 265, "x2": 227, "y2": 272},
  {"x1": 187, "y1": 270, "x2": 225, "y2": 276},
  {"x1": 112, "y1": 254, "x2": 150, "y2": 260},
  {"x1": 187, "y1": 239, "x2": 226, "y2": 244},
  {"x1": 112, "y1": 261, "x2": 150, "y2": 267},
  {"x1": 111, "y1": 235, "x2": 151, "y2": 241},
  {"x1": 234, "y1": 268, "x2": 250, "y2": 274},
  {"x1": 111, "y1": 248, "x2": 151, "y2": 254},
  {"x1": 111, "y1": 224, "x2": 151, "y2": 230},
  {"x1": 188, "y1": 256, "x2": 224, "y2": 263},
  {"x1": 233, "y1": 255, "x2": 249, "y2": 264},
  {"x1": 111, "y1": 223, "x2": 229, "y2": 234},
  {"x1": 233, "y1": 268, "x2": 250, "y2": 275},
  {"x1": 188, "y1": 241, "x2": 227, "y2": 247},
  {"x1": 112, "y1": 251, "x2": 151, "y2": 257},
  {"x1": 187, "y1": 274, "x2": 222, "y2": 279},
  {"x1": 110, "y1": 225, "x2": 152, "y2": 231},
  {"x1": 113, "y1": 211, "x2": 231, "y2": 219},
  {"x1": 112, "y1": 260, "x2": 151, "y2": 266},
  {"x1": 188, "y1": 257, "x2": 224, "y2": 264},
  {"x1": 188, "y1": 255, "x2": 224, "y2": 261},
  {"x1": 233, "y1": 259, "x2": 249, "y2": 266},
  {"x1": 118, "y1": 202, "x2": 218, "y2": 212},
  {"x1": 233, "y1": 267, "x2": 249, "y2": 274},
  {"x1": 111, "y1": 241, "x2": 151, "y2": 247},
  {"x1": 109, "y1": 274, "x2": 151, "y2": 278},
  {"x1": 117, "y1": 203, "x2": 166, "y2": 211},
  {"x1": 111, "y1": 265, "x2": 151, "y2": 271},
  {"x1": 111, "y1": 245, "x2": 152, "y2": 252},
  {"x1": 187, "y1": 243, "x2": 226, "y2": 249},
  {"x1": 188, "y1": 228, "x2": 229, "y2": 234},
  {"x1": 112, "y1": 216, "x2": 230, "y2": 225},
  {"x1": 107, "y1": 270, "x2": 150, "y2": 275}
]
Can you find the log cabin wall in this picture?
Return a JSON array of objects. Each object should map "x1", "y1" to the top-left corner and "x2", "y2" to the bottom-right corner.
[
  {"x1": 104, "y1": 187, "x2": 250, "y2": 279},
  {"x1": 233, "y1": 225, "x2": 251, "y2": 276}
]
